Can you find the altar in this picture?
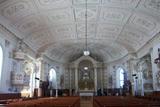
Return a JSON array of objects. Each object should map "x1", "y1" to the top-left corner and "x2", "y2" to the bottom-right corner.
[
  {"x1": 68, "y1": 56, "x2": 102, "y2": 96},
  {"x1": 79, "y1": 90, "x2": 94, "y2": 96},
  {"x1": 79, "y1": 90, "x2": 94, "y2": 103}
]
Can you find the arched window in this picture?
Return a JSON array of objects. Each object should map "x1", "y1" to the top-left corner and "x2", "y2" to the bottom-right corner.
[
  {"x1": 0, "y1": 46, "x2": 3, "y2": 80},
  {"x1": 116, "y1": 67, "x2": 124, "y2": 88},
  {"x1": 49, "y1": 68, "x2": 57, "y2": 89}
]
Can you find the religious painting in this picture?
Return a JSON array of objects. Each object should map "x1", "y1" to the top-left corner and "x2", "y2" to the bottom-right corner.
[
  {"x1": 11, "y1": 71, "x2": 24, "y2": 85},
  {"x1": 137, "y1": 54, "x2": 152, "y2": 80}
]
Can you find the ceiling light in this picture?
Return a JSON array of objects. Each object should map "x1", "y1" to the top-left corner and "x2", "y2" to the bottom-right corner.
[
  {"x1": 84, "y1": 66, "x2": 88, "y2": 70},
  {"x1": 83, "y1": 50, "x2": 90, "y2": 56}
]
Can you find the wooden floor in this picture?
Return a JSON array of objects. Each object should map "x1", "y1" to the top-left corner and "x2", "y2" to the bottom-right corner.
[{"x1": 80, "y1": 96, "x2": 93, "y2": 107}]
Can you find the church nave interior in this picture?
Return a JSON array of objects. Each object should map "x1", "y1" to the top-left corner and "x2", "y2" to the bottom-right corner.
[{"x1": 0, "y1": 0, "x2": 160, "y2": 107}]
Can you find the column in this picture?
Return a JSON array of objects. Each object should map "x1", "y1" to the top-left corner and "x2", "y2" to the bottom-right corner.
[
  {"x1": 69, "y1": 68, "x2": 72, "y2": 96},
  {"x1": 94, "y1": 67, "x2": 97, "y2": 95},
  {"x1": 140, "y1": 71, "x2": 144, "y2": 96},
  {"x1": 150, "y1": 47, "x2": 158, "y2": 90},
  {"x1": 40, "y1": 59, "x2": 45, "y2": 81},
  {"x1": 39, "y1": 58, "x2": 45, "y2": 97},
  {"x1": 129, "y1": 59, "x2": 137, "y2": 96},
  {"x1": 101, "y1": 67, "x2": 104, "y2": 95},
  {"x1": 56, "y1": 89, "x2": 58, "y2": 98},
  {"x1": 75, "y1": 68, "x2": 78, "y2": 94}
]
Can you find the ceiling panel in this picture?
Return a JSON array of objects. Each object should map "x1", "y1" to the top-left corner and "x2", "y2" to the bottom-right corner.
[
  {"x1": 143, "y1": 0, "x2": 160, "y2": 12},
  {"x1": 97, "y1": 23, "x2": 122, "y2": 34},
  {"x1": 0, "y1": 0, "x2": 160, "y2": 63},
  {"x1": 44, "y1": 8, "x2": 75, "y2": 25},
  {"x1": 34, "y1": 0, "x2": 72, "y2": 10},
  {"x1": 0, "y1": 0, "x2": 37, "y2": 22},
  {"x1": 99, "y1": 7, "x2": 131, "y2": 25},
  {"x1": 74, "y1": 5, "x2": 99, "y2": 22},
  {"x1": 73, "y1": 0, "x2": 101, "y2": 5},
  {"x1": 129, "y1": 13, "x2": 157, "y2": 33},
  {"x1": 102, "y1": 0, "x2": 140, "y2": 8},
  {"x1": 77, "y1": 23, "x2": 96, "y2": 33},
  {"x1": 13, "y1": 15, "x2": 47, "y2": 35}
]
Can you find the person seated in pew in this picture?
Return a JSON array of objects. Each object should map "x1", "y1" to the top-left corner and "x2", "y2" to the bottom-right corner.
[{"x1": 97, "y1": 88, "x2": 102, "y2": 96}]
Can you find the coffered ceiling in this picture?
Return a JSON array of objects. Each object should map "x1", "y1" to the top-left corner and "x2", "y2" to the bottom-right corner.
[{"x1": 0, "y1": 0, "x2": 160, "y2": 63}]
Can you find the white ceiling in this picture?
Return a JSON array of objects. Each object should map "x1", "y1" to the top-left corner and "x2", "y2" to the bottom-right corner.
[{"x1": 0, "y1": 0, "x2": 160, "y2": 63}]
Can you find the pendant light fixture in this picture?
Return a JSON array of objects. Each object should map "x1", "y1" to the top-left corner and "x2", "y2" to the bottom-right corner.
[{"x1": 83, "y1": 0, "x2": 90, "y2": 56}]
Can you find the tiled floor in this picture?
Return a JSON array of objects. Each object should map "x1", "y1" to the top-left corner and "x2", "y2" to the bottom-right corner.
[{"x1": 80, "y1": 96, "x2": 93, "y2": 107}]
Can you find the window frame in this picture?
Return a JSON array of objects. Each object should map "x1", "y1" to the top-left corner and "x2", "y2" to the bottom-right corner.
[
  {"x1": 116, "y1": 67, "x2": 125, "y2": 88},
  {"x1": 49, "y1": 68, "x2": 57, "y2": 89}
]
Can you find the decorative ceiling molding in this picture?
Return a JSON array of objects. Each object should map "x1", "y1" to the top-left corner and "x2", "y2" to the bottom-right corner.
[{"x1": 0, "y1": 0, "x2": 159, "y2": 63}]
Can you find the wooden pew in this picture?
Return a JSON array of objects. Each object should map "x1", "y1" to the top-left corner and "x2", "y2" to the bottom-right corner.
[
  {"x1": 0, "y1": 93, "x2": 21, "y2": 100},
  {"x1": 6, "y1": 96, "x2": 80, "y2": 107},
  {"x1": 93, "y1": 96, "x2": 160, "y2": 107}
]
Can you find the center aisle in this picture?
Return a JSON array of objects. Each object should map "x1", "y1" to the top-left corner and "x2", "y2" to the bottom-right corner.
[{"x1": 80, "y1": 96, "x2": 93, "y2": 107}]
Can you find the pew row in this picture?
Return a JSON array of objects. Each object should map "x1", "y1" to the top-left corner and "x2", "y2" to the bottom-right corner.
[
  {"x1": 6, "y1": 96, "x2": 80, "y2": 107},
  {"x1": 93, "y1": 96, "x2": 160, "y2": 107},
  {"x1": 0, "y1": 93, "x2": 21, "y2": 100}
]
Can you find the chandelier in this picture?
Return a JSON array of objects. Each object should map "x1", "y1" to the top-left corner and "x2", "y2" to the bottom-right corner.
[{"x1": 83, "y1": 0, "x2": 90, "y2": 56}]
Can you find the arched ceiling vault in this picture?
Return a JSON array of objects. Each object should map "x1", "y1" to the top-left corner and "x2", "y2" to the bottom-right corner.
[{"x1": 0, "y1": 0, "x2": 160, "y2": 63}]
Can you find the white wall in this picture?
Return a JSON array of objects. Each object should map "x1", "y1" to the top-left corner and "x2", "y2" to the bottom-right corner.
[
  {"x1": 0, "y1": 25, "x2": 17, "y2": 93},
  {"x1": 0, "y1": 25, "x2": 37, "y2": 93}
]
